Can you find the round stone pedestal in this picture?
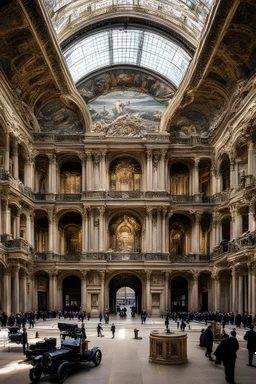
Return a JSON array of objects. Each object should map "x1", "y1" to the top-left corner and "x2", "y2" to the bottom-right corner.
[{"x1": 149, "y1": 331, "x2": 187, "y2": 365}]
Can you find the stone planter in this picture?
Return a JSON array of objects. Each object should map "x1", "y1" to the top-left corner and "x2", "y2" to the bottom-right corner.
[{"x1": 149, "y1": 330, "x2": 187, "y2": 365}]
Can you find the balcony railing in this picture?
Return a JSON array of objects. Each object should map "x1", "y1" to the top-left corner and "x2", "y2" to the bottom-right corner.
[
  {"x1": 33, "y1": 251, "x2": 210, "y2": 263},
  {"x1": 211, "y1": 231, "x2": 256, "y2": 259}
]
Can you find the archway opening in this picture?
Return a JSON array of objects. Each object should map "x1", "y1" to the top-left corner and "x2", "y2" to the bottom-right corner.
[
  {"x1": 109, "y1": 273, "x2": 142, "y2": 314},
  {"x1": 116, "y1": 286, "x2": 136, "y2": 306},
  {"x1": 171, "y1": 276, "x2": 188, "y2": 311},
  {"x1": 63, "y1": 275, "x2": 81, "y2": 311}
]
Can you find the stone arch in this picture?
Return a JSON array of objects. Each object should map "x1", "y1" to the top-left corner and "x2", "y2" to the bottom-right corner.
[
  {"x1": 169, "y1": 162, "x2": 190, "y2": 195},
  {"x1": 170, "y1": 275, "x2": 189, "y2": 311},
  {"x1": 169, "y1": 213, "x2": 192, "y2": 256},
  {"x1": 58, "y1": 211, "x2": 82, "y2": 255},
  {"x1": 109, "y1": 156, "x2": 142, "y2": 192},
  {"x1": 106, "y1": 271, "x2": 144, "y2": 314},
  {"x1": 108, "y1": 213, "x2": 142, "y2": 252}
]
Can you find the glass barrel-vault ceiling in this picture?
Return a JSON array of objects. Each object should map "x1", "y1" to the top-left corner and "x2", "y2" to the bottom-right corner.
[
  {"x1": 44, "y1": 0, "x2": 215, "y2": 43},
  {"x1": 63, "y1": 28, "x2": 191, "y2": 87}
]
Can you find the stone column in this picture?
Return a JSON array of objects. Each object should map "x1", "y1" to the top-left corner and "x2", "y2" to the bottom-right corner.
[
  {"x1": 16, "y1": 211, "x2": 21, "y2": 238},
  {"x1": 48, "y1": 273, "x2": 53, "y2": 310},
  {"x1": 93, "y1": 154, "x2": 100, "y2": 190},
  {"x1": 3, "y1": 271, "x2": 11, "y2": 314},
  {"x1": 160, "y1": 149, "x2": 167, "y2": 191},
  {"x1": 82, "y1": 207, "x2": 87, "y2": 253},
  {"x1": 145, "y1": 270, "x2": 152, "y2": 313},
  {"x1": 99, "y1": 271, "x2": 105, "y2": 313},
  {"x1": 85, "y1": 151, "x2": 92, "y2": 190},
  {"x1": 231, "y1": 267, "x2": 237, "y2": 313},
  {"x1": 238, "y1": 274, "x2": 243, "y2": 314},
  {"x1": 81, "y1": 271, "x2": 87, "y2": 311},
  {"x1": 192, "y1": 272, "x2": 199, "y2": 310},
  {"x1": 99, "y1": 207, "x2": 105, "y2": 252},
  {"x1": 249, "y1": 198, "x2": 256, "y2": 232},
  {"x1": 12, "y1": 142, "x2": 19, "y2": 180},
  {"x1": 211, "y1": 166, "x2": 217, "y2": 195},
  {"x1": 21, "y1": 273, "x2": 27, "y2": 312},
  {"x1": 52, "y1": 272, "x2": 57, "y2": 310},
  {"x1": 212, "y1": 270, "x2": 220, "y2": 311},
  {"x1": 147, "y1": 208, "x2": 153, "y2": 252},
  {"x1": 161, "y1": 208, "x2": 167, "y2": 253},
  {"x1": 248, "y1": 141, "x2": 255, "y2": 175},
  {"x1": 48, "y1": 210, "x2": 54, "y2": 252},
  {"x1": 4, "y1": 132, "x2": 10, "y2": 172},
  {"x1": 251, "y1": 264, "x2": 256, "y2": 315},
  {"x1": 194, "y1": 212, "x2": 202, "y2": 254},
  {"x1": 100, "y1": 150, "x2": 107, "y2": 190},
  {"x1": 247, "y1": 264, "x2": 252, "y2": 314},
  {"x1": 12, "y1": 266, "x2": 20, "y2": 313},
  {"x1": 80, "y1": 155, "x2": 86, "y2": 193},
  {"x1": 25, "y1": 214, "x2": 31, "y2": 244},
  {"x1": 49, "y1": 154, "x2": 57, "y2": 193},
  {"x1": 193, "y1": 158, "x2": 200, "y2": 194},
  {"x1": 164, "y1": 271, "x2": 170, "y2": 310},
  {"x1": 24, "y1": 160, "x2": 34, "y2": 189},
  {"x1": 146, "y1": 150, "x2": 152, "y2": 190},
  {"x1": 230, "y1": 159, "x2": 235, "y2": 188},
  {"x1": 157, "y1": 208, "x2": 161, "y2": 252},
  {"x1": 89, "y1": 207, "x2": 94, "y2": 252}
]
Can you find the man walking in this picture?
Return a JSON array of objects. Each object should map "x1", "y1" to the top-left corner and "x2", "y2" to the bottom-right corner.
[
  {"x1": 204, "y1": 324, "x2": 214, "y2": 361},
  {"x1": 214, "y1": 330, "x2": 239, "y2": 384},
  {"x1": 243, "y1": 324, "x2": 256, "y2": 366},
  {"x1": 111, "y1": 323, "x2": 116, "y2": 338}
]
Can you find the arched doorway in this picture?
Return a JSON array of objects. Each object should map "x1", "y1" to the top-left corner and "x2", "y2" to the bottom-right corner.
[
  {"x1": 116, "y1": 287, "x2": 136, "y2": 306},
  {"x1": 109, "y1": 273, "x2": 142, "y2": 314},
  {"x1": 171, "y1": 277, "x2": 188, "y2": 311},
  {"x1": 63, "y1": 276, "x2": 81, "y2": 311}
]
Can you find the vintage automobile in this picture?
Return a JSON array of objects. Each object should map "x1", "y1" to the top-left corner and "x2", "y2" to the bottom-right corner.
[
  {"x1": 7, "y1": 326, "x2": 22, "y2": 343},
  {"x1": 26, "y1": 337, "x2": 57, "y2": 359},
  {"x1": 29, "y1": 338, "x2": 102, "y2": 383},
  {"x1": 57, "y1": 323, "x2": 81, "y2": 340}
]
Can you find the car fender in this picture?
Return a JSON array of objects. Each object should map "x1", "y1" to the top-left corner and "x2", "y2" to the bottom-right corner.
[
  {"x1": 90, "y1": 347, "x2": 99, "y2": 358},
  {"x1": 30, "y1": 355, "x2": 43, "y2": 367}
]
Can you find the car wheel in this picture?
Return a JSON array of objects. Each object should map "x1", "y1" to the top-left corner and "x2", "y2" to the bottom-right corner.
[
  {"x1": 29, "y1": 368, "x2": 42, "y2": 383},
  {"x1": 56, "y1": 362, "x2": 69, "y2": 384},
  {"x1": 92, "y1": 349, "x2": 102, "y2": 366}
]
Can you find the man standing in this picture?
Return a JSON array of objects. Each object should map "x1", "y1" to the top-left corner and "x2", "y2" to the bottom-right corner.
[
  {"x1": 21, "y1": 327, "x2": 28, "y2": 355},
  {"x1": 214, "y1": 330, "x2": 239, "y2": 384},
  {"x1": 204, "y1": 325, "x2": 214, "y2": 361},
  {"x1": 243, "y1": 324, "x2": 256, "y2": 366},
  {"x1": 111, "y1": 323, "x2": 116, "y2": 338}
]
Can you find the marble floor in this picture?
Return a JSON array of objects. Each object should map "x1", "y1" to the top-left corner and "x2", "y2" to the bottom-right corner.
[{"x1": 0, "y1": 313, "x2": 255, "y2": 384}]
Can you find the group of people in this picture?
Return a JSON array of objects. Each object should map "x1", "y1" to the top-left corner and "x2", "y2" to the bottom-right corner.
[{"x1": 201, "y1": 324, "x2": 256, "y2": 384}]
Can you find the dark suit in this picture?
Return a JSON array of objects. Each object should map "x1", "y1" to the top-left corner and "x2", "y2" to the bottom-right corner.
[
  {"x1": 243, "y1": 329, "x2": 256, "y2": 365},
  {"x1": 21, "y1": 330, "x2": 28, "y2": 355},
  {"x1": 204, "y1": 327, "x2": 214, "y2": 358},
  {"x1": 214, "y1": 336, "x2": 239, "y2": 384}
]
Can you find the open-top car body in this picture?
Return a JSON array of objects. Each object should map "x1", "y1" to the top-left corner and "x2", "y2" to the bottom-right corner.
[{"x1": 29, "y1": 338, "x2": 102, "y2": 384}]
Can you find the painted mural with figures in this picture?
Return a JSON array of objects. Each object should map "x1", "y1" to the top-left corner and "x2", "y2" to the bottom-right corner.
[{"x1": 88, "y1": 90, "x2": 168, "y2": 137}]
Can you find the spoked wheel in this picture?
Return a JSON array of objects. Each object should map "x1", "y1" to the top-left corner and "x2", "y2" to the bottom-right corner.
[
  {"x1": 56, "y1": 362, "x2": 69, "y2": 384},
  {"x1": 29, "y1": 368, "x2": 42, "y2": 383},
  {"x1": 92, "y1": 349, "x2": 102, "y2": 366}
]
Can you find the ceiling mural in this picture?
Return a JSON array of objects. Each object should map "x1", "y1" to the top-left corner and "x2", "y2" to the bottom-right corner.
[
  {"x1": 38, "y1": 100, "x2": 83, "y2": 134},
  {"x1": 78, "y1": 68, "x2": 175, "y2": 103},
  {"x1": 88, "y1": 90, "x2": 168, "y2": 137}
]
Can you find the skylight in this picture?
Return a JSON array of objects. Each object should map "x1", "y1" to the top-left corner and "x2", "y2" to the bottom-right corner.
[
  {"x1": 63, "y1": 28, "x2": 191, "y2": 87},
  {"x1": 44, "y1": 0, "x2": 215, "y2": 42}
]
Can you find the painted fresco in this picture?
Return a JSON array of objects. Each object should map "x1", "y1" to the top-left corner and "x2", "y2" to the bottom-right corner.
[
  {"x1": 88, "y1": 91, "x2": 168, "y2": 137},
  {"x1": 78, "y1": 68, "x2": 175, "y2": 103},
  {"x1": 38, "y1": 99, "x2": 83, "y2": 134}
]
